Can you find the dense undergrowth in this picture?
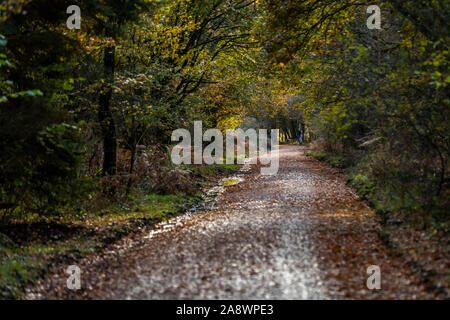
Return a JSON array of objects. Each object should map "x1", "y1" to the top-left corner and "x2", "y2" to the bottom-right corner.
[{"x1": 307, "y1": 147, "x2": 448, "y2": 231}]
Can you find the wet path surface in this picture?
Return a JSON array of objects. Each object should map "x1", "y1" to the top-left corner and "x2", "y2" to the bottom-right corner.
[{"x1": 28, "y1": 145, "x2": 436, "y2": 299}]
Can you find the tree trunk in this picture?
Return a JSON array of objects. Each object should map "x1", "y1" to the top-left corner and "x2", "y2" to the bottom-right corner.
[
  {"x1": 99, "y1": 45, "x2": 117, "y2": 176},
  {"x1": 126, "y1": 118, "x2": 137, "y2": 194}
]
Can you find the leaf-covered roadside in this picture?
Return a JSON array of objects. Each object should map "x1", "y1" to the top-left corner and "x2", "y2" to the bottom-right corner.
[
  {"x1": 0, "y1": 163, "x2": 238, "y2": 299},
  {"x1": 307, "y1": 147, "x2": 449, "y2": 298}
]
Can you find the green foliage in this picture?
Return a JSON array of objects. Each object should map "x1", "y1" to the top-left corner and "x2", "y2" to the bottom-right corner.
[
  {"x1": 307, "y1": 150, "x2": 347, "y2": 168},
  {"x1": 349, "y1": 173, "x2": 374, "y2": 200},
  {"x1": 1, "y1": 121, "x2": 92, "y2": 219},
  {"x1": 266, "y1": 1, "x2": 449, "y2": 222},
  {"x1": 0, "y1": 0, "x2": 256, "y2": 219}
]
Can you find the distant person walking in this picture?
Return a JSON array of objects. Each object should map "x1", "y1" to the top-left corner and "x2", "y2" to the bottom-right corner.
[
  {"x1": 296, "y1": 129, "x2": 303, "y2": 145},
  {"x1": 267, "y1": 131, "x2": 272, "y2": 151}
]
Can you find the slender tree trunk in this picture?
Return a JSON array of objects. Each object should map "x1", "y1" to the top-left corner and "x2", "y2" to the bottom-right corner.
[
  {"x1": 126, "y1": 119, "x2": 137, "y2": 194},
  {"x1": 99, "y1": 44, "x2": 117, "y2": 176},
  {"x1": 126, "y1": 144, "x2": 136, "y2": 194}
]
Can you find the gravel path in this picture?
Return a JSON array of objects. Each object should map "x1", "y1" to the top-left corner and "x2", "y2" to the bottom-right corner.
[
  {"x1": 105, "y1": 145, "x2": 328, "y2": 299},
  {"x1": 27, "y1": 145, "x2": 436, "y2": 299}
]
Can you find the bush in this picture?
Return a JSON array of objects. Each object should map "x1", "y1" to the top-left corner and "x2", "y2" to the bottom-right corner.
[
  {"x1": 0, "y1": 121, "x2": 90, "y2": 221},
  {"x1": 349, "y1": 173, "x2": 374, "y2": 200}
]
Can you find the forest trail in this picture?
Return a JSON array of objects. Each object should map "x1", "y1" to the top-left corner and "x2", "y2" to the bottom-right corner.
[{"x1": 28, "y1": 145, "x2": 436, "y2": 299}]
